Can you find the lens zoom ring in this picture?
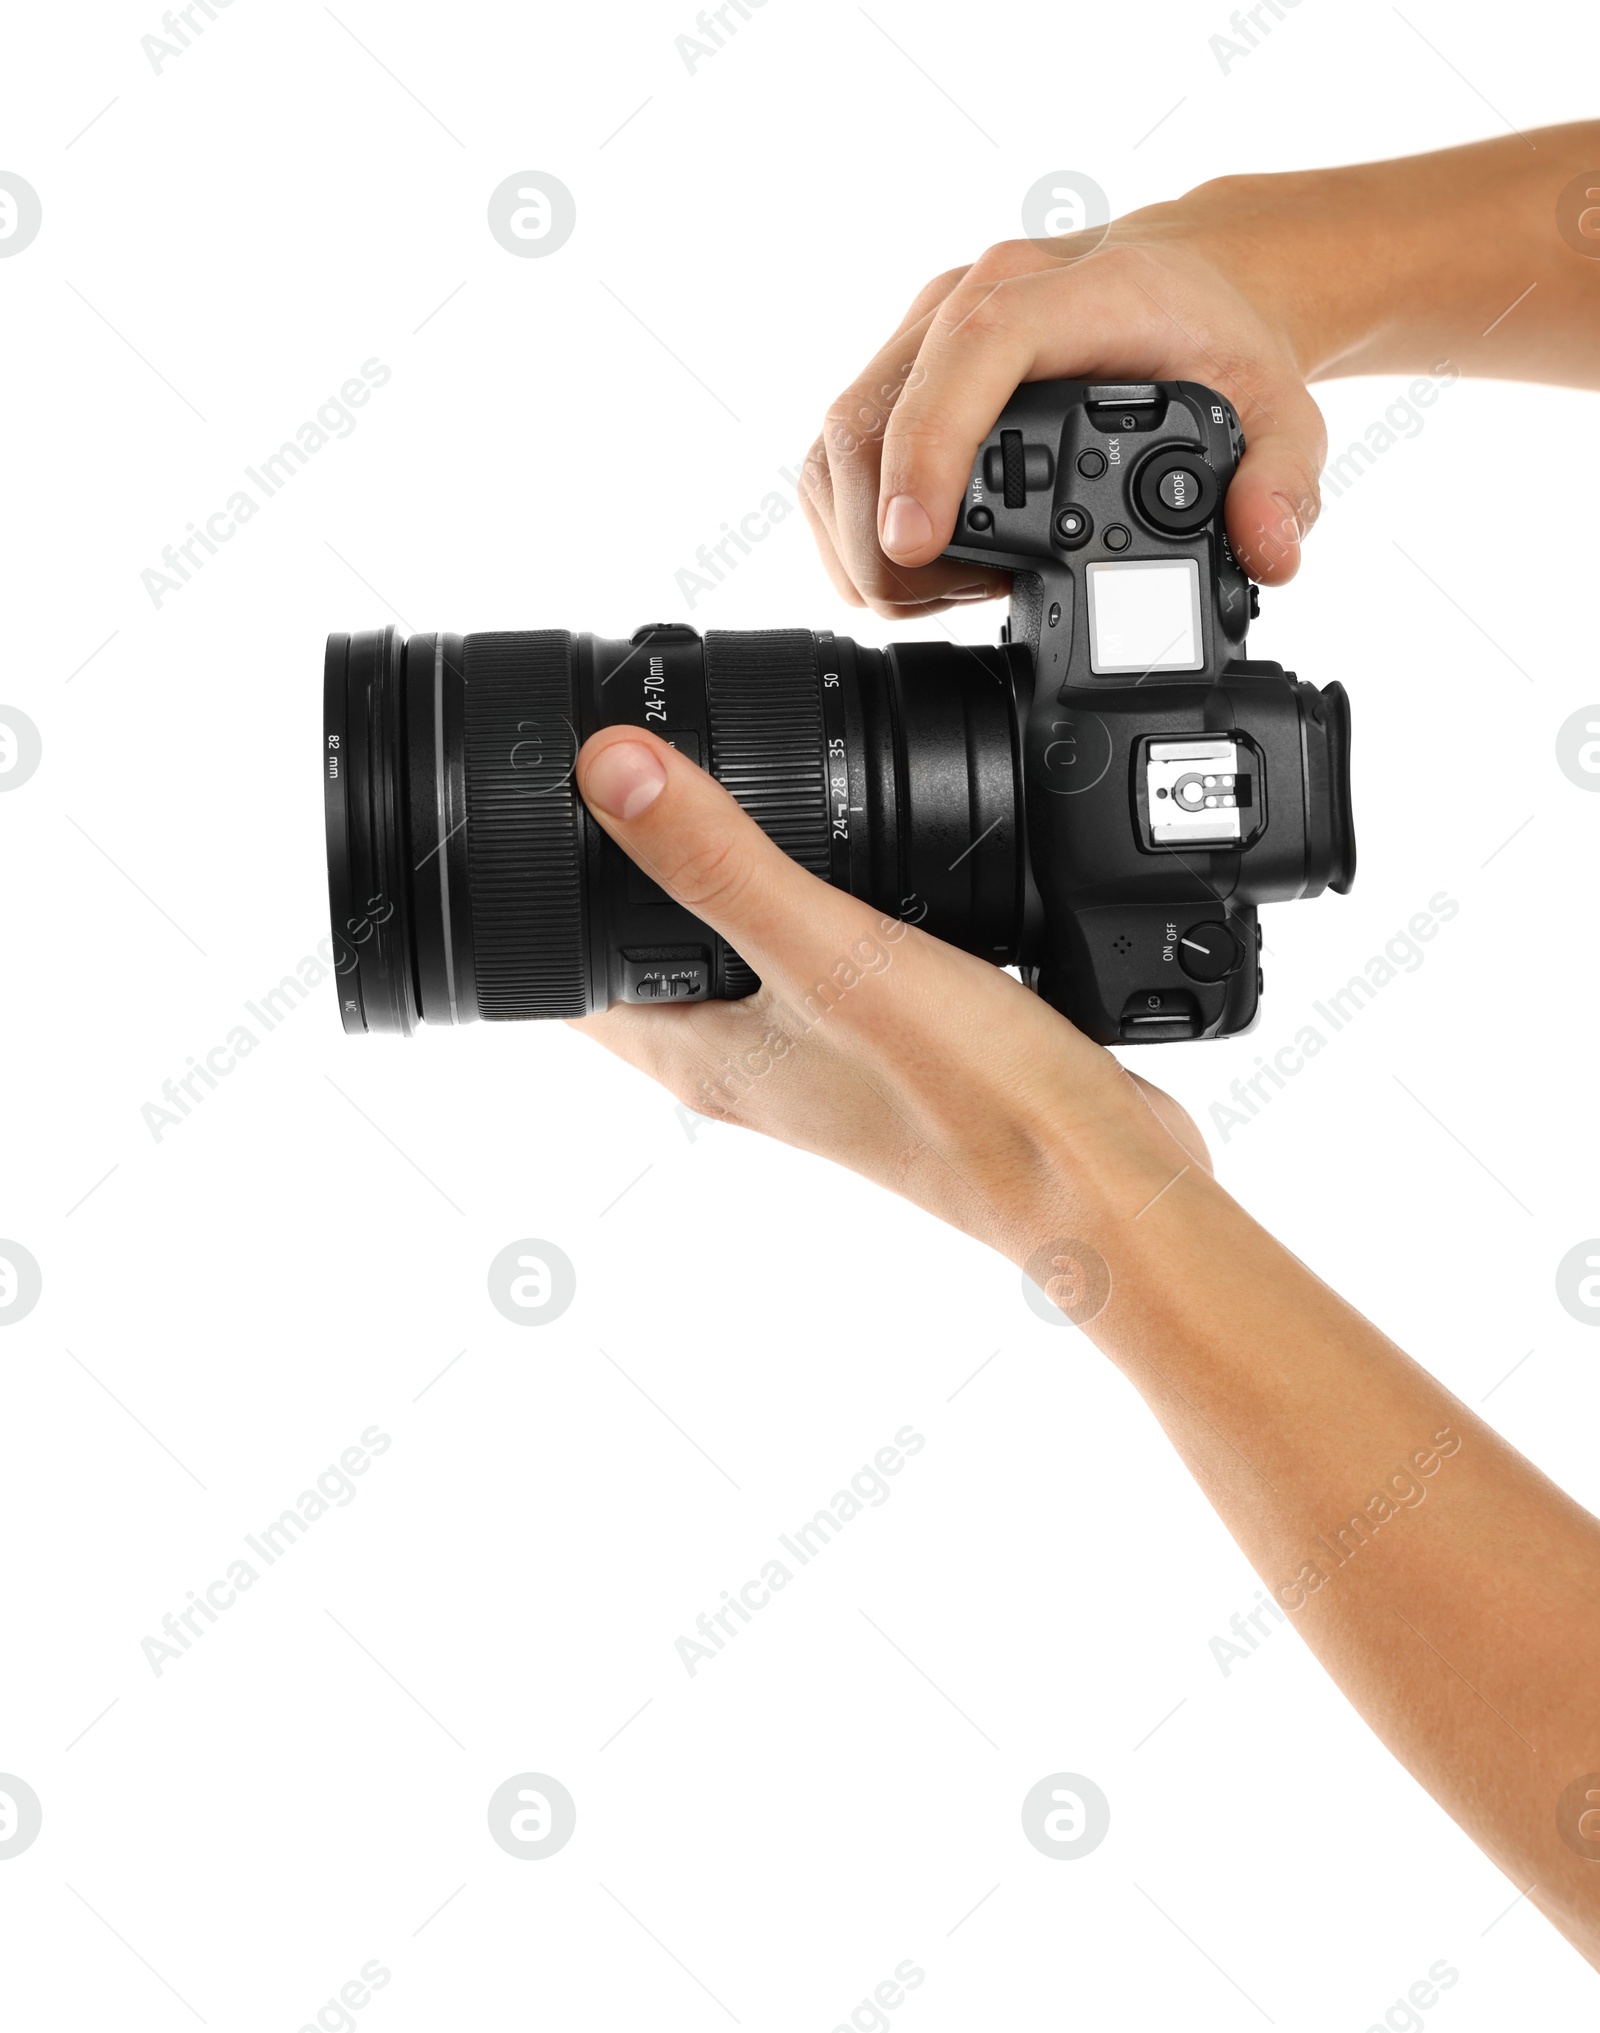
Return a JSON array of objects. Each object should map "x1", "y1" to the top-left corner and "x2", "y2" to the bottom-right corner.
[
  {"x1": 703, "y1": 629, "x2": 830, "y2": 874},
  {"x1": 462, "y1": 630, "x2": 586, "y2": 1019}
]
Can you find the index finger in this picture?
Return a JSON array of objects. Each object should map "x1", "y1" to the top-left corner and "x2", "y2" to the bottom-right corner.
[
  {"x1": 812, "y1": 311, "x2": 1012, "y2": 615},
  {"x1": 876, "y1": 247, "x2": 1177, "y2": 565}
]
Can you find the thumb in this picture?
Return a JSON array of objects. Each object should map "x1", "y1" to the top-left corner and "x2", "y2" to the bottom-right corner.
[
  {"x1": 575, "y1": 726, "x2": 867, "y2": 979},
  {"x1": 1224, "y1": 378, "x2": 1328, "y2": 586}
]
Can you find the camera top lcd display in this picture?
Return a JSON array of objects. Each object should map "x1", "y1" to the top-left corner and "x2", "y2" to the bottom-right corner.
[{"x1": 1086, "y1": 559, "x2": 1204, "y2": 676}]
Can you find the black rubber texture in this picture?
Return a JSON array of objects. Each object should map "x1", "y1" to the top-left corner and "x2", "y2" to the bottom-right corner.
[
  {"x1": 703, "y1": 629, "x2": 831, "y2": 875},
  {"x1": 1001, "y1": 429, "x2": 1026, "y2": 509},
  {"x1": 702, "y1": 628, "x2": 836, "y2": 1006},
  {"x1": 462, "y1": 630, "x2": 587, "y2": 1019},
  {"x1": 720, "y1": 951, "x2": 762, "y2": 999}
]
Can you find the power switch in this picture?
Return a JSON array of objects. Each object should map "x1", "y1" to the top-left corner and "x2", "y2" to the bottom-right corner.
[{"x1": 1177, "y1": 922, "x2": 1244, "y2": 982}]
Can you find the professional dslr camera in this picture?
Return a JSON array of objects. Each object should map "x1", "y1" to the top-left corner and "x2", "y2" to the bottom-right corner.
[{"x1": 323, "y1": 378, "x2": 1353, "y2": 1044}]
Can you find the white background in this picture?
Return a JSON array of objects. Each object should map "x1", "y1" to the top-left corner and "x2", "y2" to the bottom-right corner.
[{"x1": 2, "y1": 0, "x2": 1598, "y2": 2025}]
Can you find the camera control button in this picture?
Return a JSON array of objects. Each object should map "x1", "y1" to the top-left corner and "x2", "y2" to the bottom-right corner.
[
  {"x1": 1158, "y1": 468, "x2": 1198, "y2": 511},
  {"x1": 966, "y1": 504, "x2": 994, "y2": 532},
  {"x1": 620, "y1": 949, "x2": 709, "y2": 1003},
  {"x1": 1118, "y1": 988, "x2": 1199, "y2": 1041},
  {"x1": 1076, "y1": 449, "x2": 1107, "y2": 479},
  {"x1": 1054, "y1": 505, "x2": 1093, "y2": 548},
  {"x1": 1102, "y1": 524, "x2": 1131, "y2": 552},
  {"x1": 1177, "y1": 921, "x2": 1244, "y2": 982},
  {"x1": 983, "y1": 437, "x2": 1054, "y2": 500},
  {"x1": 1134, "y1": 449, "x2": 1218, "y2": 533}
]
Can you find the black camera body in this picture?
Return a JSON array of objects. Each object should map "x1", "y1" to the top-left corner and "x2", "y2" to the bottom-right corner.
[
  {"x1": 323, "y1": 379, "x2": 1352, "y2": 1046},
  {"x1": 942, "y1": 378, "x2": 1353, "y2": 1043}
]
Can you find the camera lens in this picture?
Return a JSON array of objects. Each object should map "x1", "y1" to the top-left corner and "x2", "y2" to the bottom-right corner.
[{"x1": 324, "y1": 625, "x2": 1026, "y2": 1033}]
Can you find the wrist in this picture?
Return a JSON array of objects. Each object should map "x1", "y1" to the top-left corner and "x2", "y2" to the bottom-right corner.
[
  {"x1": 1162, "y1": 168, "x2": 1388, "y2": 380},
  {"x1": 979, "y1": 1054, "x2": 1213, "y2": 1283}
]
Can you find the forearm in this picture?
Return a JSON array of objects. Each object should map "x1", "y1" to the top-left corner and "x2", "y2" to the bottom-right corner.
[
  {"x1": 1009, "y1": 1093, "x2": 1600, "y2": 1964},
  {"x1": 1162, "y1": 123, "x2": 1600, "y2": 386}
]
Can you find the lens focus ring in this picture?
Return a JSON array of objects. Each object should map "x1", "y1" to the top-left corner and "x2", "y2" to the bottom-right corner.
[
  {"x1": 462, "y1": 630, "x2": 587, "y2": 1019},
  {"x1": 703, "y1": 629, "x2": 831, "y2": 874}
]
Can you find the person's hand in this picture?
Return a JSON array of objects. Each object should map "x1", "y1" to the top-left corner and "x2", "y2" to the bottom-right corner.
[
  {"x1": 573, "y1": 134, "x2": 1600, "y2": 1975},
  {"x1": 797, "y1": 183, "x2": 1331, "y2": 619},
  {"x1": 568, "y1": 726, "x2": 1210, "y2": 1259}
]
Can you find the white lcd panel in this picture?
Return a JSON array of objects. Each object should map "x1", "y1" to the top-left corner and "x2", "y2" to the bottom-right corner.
[{"x1": 1086, "y1": 558, "x2": 1204, "y2": 675}]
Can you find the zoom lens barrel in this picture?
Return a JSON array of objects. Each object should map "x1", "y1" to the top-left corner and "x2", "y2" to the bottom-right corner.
[
  {"x1": 458, "y1": 631, "x2": 587, "y2": 1019},
  {"x1": 323, "y1": 624, "x2": 1027, "y2": 1033}
]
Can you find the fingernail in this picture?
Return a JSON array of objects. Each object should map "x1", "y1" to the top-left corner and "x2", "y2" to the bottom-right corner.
[
  {"x1": 584, "y1": 740, "x2": 667, "y2": 820},
  {"x1": 1270, "y1": 491, "x2": 1304, "y2": 544},
  {"x1": 882, "y1": 494, "x2": 934, "y2": 557}
]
